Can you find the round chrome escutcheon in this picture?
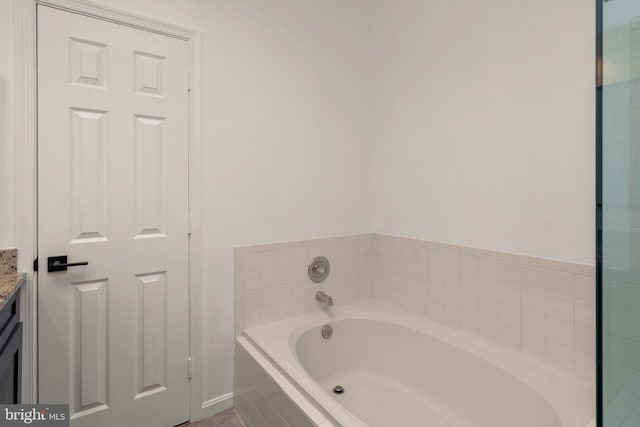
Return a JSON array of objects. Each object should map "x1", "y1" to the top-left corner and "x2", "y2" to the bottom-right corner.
[{"x1": 308, "y1": 256, "x2": 330, "y2": 283}]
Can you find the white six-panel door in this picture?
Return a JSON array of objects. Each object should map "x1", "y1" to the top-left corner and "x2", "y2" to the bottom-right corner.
[{"x1": 37, "y1": 6, "x2": 190, "y2": 426}]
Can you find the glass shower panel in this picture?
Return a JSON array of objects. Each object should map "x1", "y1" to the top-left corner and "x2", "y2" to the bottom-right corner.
[{"x1": 602, "y1": 1, "x2": 640, "y2": 426}]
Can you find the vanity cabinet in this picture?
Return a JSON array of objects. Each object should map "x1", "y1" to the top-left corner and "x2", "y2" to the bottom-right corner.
[{"x1": 0, "y1": 291, "x2": 21, "y2": 403}]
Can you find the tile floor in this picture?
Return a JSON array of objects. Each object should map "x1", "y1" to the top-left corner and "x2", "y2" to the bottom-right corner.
[{"x1": 190, "y1": 408, "x2": 245, "y2": 427}]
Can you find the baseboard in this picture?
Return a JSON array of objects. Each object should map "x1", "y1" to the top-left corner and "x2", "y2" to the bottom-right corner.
[{"x1": 200, "y1": 392, "x2": 234, "y2": 419}]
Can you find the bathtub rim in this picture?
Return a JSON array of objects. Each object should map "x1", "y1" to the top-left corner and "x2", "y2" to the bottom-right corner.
[{"x1": 243, "y1": 299, "x2": 595, "y2": 427}]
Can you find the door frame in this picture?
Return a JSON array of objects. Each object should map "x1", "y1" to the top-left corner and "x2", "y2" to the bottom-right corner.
[{"x1": 14, "y1": 0, "x2": 205, "y2": 421}]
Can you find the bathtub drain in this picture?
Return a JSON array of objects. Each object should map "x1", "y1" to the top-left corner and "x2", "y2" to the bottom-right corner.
[
  {"x1": 321, "y1": 324, "x2": 333, "y2": 339},
  {"x1": 333, "y1": 385, "x2": 344, "y2": 395}
]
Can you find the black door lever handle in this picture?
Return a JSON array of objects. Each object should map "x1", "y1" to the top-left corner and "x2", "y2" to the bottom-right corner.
[{"x1": 47, "y1": 256, "x2": 89, "y2": 272}]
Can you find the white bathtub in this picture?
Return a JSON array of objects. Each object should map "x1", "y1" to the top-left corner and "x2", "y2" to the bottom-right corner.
[{"x1": 242, "y1": 299, "x2": 594, "y2": 427}]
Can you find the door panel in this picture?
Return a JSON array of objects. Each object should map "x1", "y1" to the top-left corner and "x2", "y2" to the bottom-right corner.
[{"x1": 37, "y1": 6, "x2": 190, "y2": 427}]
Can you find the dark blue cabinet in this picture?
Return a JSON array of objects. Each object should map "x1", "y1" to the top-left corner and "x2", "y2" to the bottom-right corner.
[{"x1": 0, "y1": 292, "x2": 22, "y2": 403}]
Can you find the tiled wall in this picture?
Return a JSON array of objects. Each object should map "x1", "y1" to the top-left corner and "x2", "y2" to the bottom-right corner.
[
  {"x1": 373, "y1": 234, "x2": 596, "y2": 382},
  {"x1": 233, "y1": 233, "x2": 595, "y2": 383},
  {"x1": 234, "y1": 234, "x2": 374, "y2": 336},
  {"x1": 234, "y1": 337, "x2": 334, "y2": 427}
]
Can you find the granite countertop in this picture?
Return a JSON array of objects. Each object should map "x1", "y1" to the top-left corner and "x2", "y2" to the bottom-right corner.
[{"x1": 0, "y1": 273, "x2": 26, "y2": 309}]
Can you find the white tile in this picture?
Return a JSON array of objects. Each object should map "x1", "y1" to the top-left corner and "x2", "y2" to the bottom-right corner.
[
  {"x1": 429, "y1": 267, "x2": 444, "y2": 285},
  {"x1": 547, "y1": 270, "x2": 574, "y2": 298},
  {"x1": 277, "y1": 266, "x2": 294, "y2": 285},
  {"x1": 546, "y1": 294, "x2": 574, "y2": 322},
  {"x1": 235, "y1": 311, "x2": 244, "y2": 337},
  {"x1": 260, "y1": 304, "x2": 278, "y2": 323},
  {"x1": 401, "y1": 243, "x2": 413, "y2": 261},
  {"x1": 575, "y1": 274, "x2": 595, "y2": 303},
  {"x1": 428, "y1": 302, "x2": 444, "y2": 323},
  {"x1": 324, "y1": 243, "x2": 347, "y2": 260},
  {"x1": 499, "y1": 304, "x2": 520, "y2": 329},
  {"x1": 460, "y1": 255, "x2": 478, "y2": 275},
  {"x1": 575, "y1": 300, "x2": 596, "y2": 329},
  {"x1": 414, "y1": 263, "x2": 428, "y2": 282},
  {"x1": 277, "y1": 249, "x2": 293, "y2": 267},
  {"x1": 442, "y1": 243, "x2": 461, "y2": 254},
  {"x1": 444, "y1": 270, "x2": 460, "y2": 290},
  {"x1": 244, "y1": 309, "x2": 261, "y2": 328},
  {"x1": 413, "y1": 297, "x2": 428, "y2": 317},
  {"x1": 443, "y1": 307, "x2": 460, "y2": 329},
  {"x1": 293, "y1": 247, "x2": 309, "y2": 265},
  {"x1": 488, "y1": 250, "x2": 519, "y2": 263},
  {"x1": 429, "y1": 285, "x2": 444, "y2": 304},
  {"x1": 235, "y1": 283, "x2": 243, "y2": 308},
  {"x1": 261, "y1": 251, "x2": 279, "y2": 270},
  {"x1": 411, "y1": 245, "x2": 428, "y2": 264},
  {"x1": 522, "y1": 265, "x2": 546, "y2": 292},
  {"x1": 401, "y1": 260, "x2": 414, "y2": 278},
  {"x1": 461, "y1": 293, "x2": 478, "y2": 315},
  {"x1": 498, "y1": 283, "x2": 521, "y2": 308},
  {"x1": 244, "y1": 290, "x2": 261, "y2": 310},
  {"x1": 478, "y1": 298, "x2": 498, "y2": 322},
  {"x1": 547, "y1": 341, "x2": 574, "y2": 374},
  {"x1": 498, "y1": 262, "x2": 521, "y2": 286},
  {"x1": 261, "y1": 288, "x2": 277, "y2": 307},
  {"x1": 478, "y1": 319, "x2": 499, "y2": 342},
  {"x1": 478, "y1": 278, "x2": 498, "y2": 301},
  {"x1": 478, "y1": 258, "x2": 498, "y2": 280},
  {"x1": 387, "y1": 239, "x2": 402, "y2": 258},
  {"x1": 245, "y1": 271, "x2": 261, "y2": 291},
  {"x1": 460, "y1": 313, "x2": 479, "y2": 335},
  {"x1": 293, "y1": 283, "x2": 309, "y2": 300},
  {"x1": 460, "y1": 246, "x2": 487, "y2": 257},
  {"x1": 574, "y1": 350, "x2": 595, "y2": 382},
  {"x1": 555, "y1": 261, "x2": 595, "y2": 277},
  {"x1": 575, "y1": 325, "x2": 595, "y2": 355},
  {"x1": 429, "y1": 249, "x2": 444, "y2": 267},
  {"x1": 522, "y1": 310, "x2": 546, "y2": 338},
  {"x1": 521, "y1": 289, "x2": 546, "y2": 314},
  {"x1": 276, "y1": 284, "x2": 294, "y2": 303},
  {"x1": 460, "y1": 274, "x2": 478, "y2": 295},
  {"x1": 235, "y1": 254, "x2": 244, "y2": 280},
  {"x1": 547, "y1": 317, "x2": 574, "y2": 348},
  {"x1": 522, "y1": 333, "x2": 546, "y2": 361},
  {"x1": 443, "y1": 288, "x2": 460, "y2": 309},
  {"x1": 244, "y1": 253, "x2": 261, "y2": 273},
  {"x1": 292, "y1": 264, "x2": 308, "y2": 282},
  {"x1": 519, "y1": 255, "x2": 555, "y2": 270},
  {"x1": 444, "y1": 251, "x2": 459, "y2": 271},
  {"x1": 261, "y1": 269, "x2": 278, "y2": 288},
  {"x1": 499, "y1": 326, "x2": 521, "y2": 351},
  {"x1": 414, "y1": 282, "x2": 428, "y2": 298}
]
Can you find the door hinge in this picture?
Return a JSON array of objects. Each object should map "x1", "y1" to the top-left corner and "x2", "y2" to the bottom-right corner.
[
  {"x1": 187, "y1": 357, "x2": 192, "y2": 379},
  {"x1": 186, "y1": 72, "x2": 192, "y2": 92},
  {"x1": 188, "y1": 215, "x2": 192, "y2": 236},
  {"x1": 33, "y1": 258, "x2": 38, "y2": 272}
]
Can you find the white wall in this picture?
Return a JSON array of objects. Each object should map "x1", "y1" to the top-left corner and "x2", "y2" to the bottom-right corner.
[
  {"x1": 0, "y1": 0, "x2": 373, "y2": 414},
  {"x1": 0, "y1": 0, "x2": 15, "y2": 249},
  {"x1": 371, "y1": 0, "x2": 595, "y2": 264}
]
